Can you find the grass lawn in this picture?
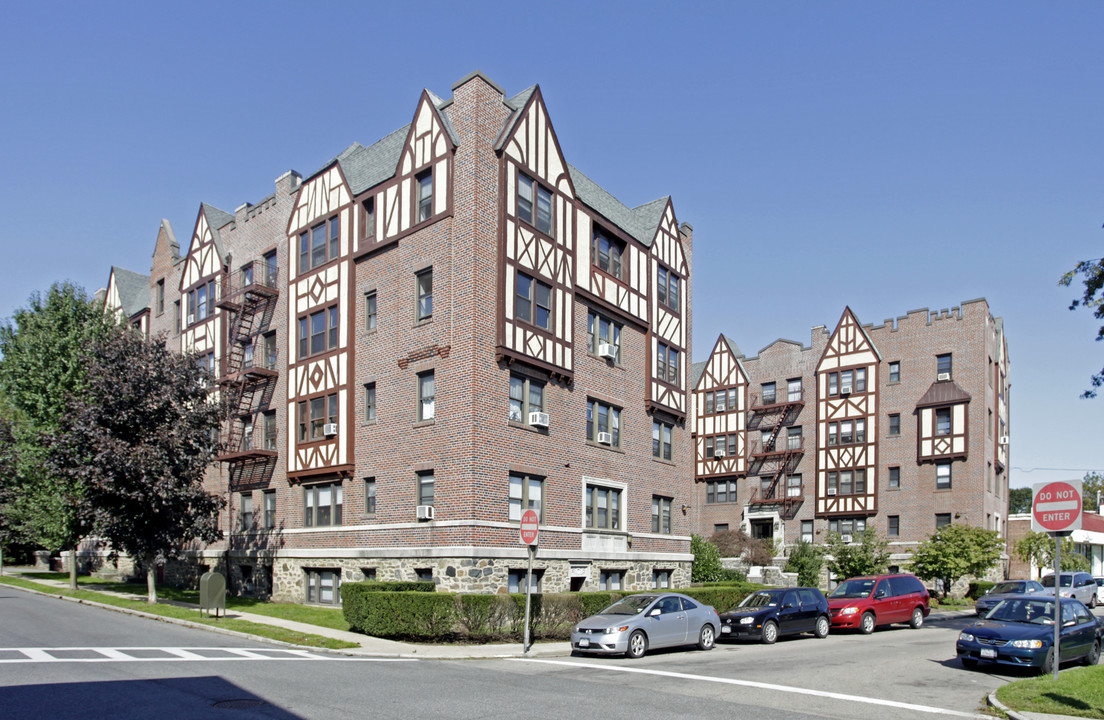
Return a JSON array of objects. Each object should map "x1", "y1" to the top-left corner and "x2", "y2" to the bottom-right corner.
[
  {"x1": 0, "y1": 575, "x2": 358, "y2": 650},
  {"x1": 996, "y1": 665, "x2": 1104, "y2": 719}
]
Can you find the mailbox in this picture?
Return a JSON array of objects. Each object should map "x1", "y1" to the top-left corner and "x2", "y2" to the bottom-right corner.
[{"x1": 199, "y1": 571, "x2": 226, "y2": 618}]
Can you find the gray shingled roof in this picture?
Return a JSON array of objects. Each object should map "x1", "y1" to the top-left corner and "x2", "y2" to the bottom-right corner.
[
  {"x1": 111, "y1": 266, "x2": 150, "y2": 318},
  {"x1": 722, "y1": 335, "x2": 743, "y2": 359},
  {"x1": 916, "y1": 380, "x2": 972, "y2": 408},
  {"x1": 690, "y1": 361, "x2": 707, "y2": 390},
  {"x1": 568, "y1": 165, "x2": 669, "y2": 247},
  {"x1": 336, "y1": 124, "x2": 411, "y2": 196}
]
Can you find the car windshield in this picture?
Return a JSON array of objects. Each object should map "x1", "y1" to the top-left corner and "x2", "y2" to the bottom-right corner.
[
  {"x1": 989, "y1": 581, "x2": 1027, "y2": 594},
  {"x1": 986, "y1": 598, "x2": 1055, "y2": 624},
  {"x1": 829, "y1": 579, "x2": 876, "y2": 599},
  {"x1": 1041, "y1": 575, "x2": 1072, "y2": 588},
  {"x1": 599, "y1": 595, "x2": 658, "y2": 616},
  {"x1": 738, "y1": 592, "x2": 780, "y2": 608}
]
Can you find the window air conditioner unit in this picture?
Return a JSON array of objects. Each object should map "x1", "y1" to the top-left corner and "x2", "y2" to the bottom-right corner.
[
  {"x1": 713, "y1": 447, "x2": 726, "y2": 457},
  {"x1": 999, "y1": 435, "x2": 1010, "y2": 446},
  {"x1": 840, "y1": 384, "x2": 852, "y2": 395},
  {"x1": 840, "y1": 534, "x2": 854, "y2": 543},
  {"x1": 528, "y1": 411, "x2": 550, "y2": 428},
  {"x1": 598, "y1": 343, "x2": 617, "y2": 360},
  {"x1": 826, "y1": 488, "x2": 838, "y2": 496},
  {"x1": 597, "y1": 431, "x2": 613, "y2": 445},
  {"x1": 187, "y1": 313, "x2": 195, "y2": 325},
  {"x1": 416, "y1": 505, "x2": 435, "y2": 520},
  {"x1": 323, "y1": 423, "x2": 338, "y2": 436},
  {"x1": 937, "y1": 372, "x2": 951, "y2": 381}
]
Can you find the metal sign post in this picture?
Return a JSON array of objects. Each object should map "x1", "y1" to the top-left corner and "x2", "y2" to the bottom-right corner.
[
  {"x1": 1032, "y1": 479, "x2": 1081, "y2": 681},
  {"x1": 519, "y1": 509, "x2": 539, "y2": 656},
  {"x1": 1052, "y1": 534, "x2": 1061, "y2": 681}
]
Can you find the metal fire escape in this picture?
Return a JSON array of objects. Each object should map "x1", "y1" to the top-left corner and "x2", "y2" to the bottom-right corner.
[
  {"x1": 747, "y1": 390, "x2": 805, "y2": 517},
  {"x1": 216, "y1": 260, "x2": 279, "y2": 465}
]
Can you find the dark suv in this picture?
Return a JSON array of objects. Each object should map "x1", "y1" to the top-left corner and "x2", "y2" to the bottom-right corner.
[{"x1": 828, "y1": 574, "x2": 931, "y2": 634}]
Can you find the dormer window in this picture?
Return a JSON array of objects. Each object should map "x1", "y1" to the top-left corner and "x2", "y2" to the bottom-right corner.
[
  {"x1": 592, "y1": 227, "x2": 624, "y2": 280},
  {"x1": 518, "y1": 173, "x2": 553, "y2": 236}
]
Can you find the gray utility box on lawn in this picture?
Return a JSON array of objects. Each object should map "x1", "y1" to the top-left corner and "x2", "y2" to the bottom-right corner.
[{"x1": 199, "y1": 571, "x2": 226, "y2": 618}]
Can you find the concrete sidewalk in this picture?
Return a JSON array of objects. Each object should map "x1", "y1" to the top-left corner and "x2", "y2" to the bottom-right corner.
[{"x1": 0, "y1": 567, "x2": 570, "y2": 659}]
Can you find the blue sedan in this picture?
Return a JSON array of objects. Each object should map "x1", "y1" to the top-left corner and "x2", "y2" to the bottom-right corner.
[{"x1": 957, "y1": 595, "x2": 1103, "y2": 674}]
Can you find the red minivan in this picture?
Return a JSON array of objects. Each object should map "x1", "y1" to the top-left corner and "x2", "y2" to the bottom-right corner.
[{"x1": 827, "y1": 574, "x2": 930, "y2": 634}]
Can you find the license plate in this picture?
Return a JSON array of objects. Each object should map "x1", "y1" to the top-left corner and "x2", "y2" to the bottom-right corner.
[
  {"x1": 578, "y1": 639, "x2": 590, "y2": 648},
  {"x1": 980, "y1": 648, "x2": 997, "y2": 659}
]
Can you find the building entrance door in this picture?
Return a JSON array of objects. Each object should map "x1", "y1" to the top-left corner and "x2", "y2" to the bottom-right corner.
[{"x1": 750, "y1": 519, "x2": 773, "y2": 542}]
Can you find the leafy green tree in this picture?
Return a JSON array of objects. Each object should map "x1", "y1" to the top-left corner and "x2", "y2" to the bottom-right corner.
[
  {"x1": 1082, "y1": 471, "x2": 1102, "y2": 512},
  {"x1": 1014, "y1": 531, "x2": 1091, "y2": 577},
  {"x1": 0, "y1": 282, "x2": 112, "y2": 588},
  {"x1": 1008, "y1": 487, "x2": 1032, "y2": 514},
  {"x1": 784, "y1": 540, "x2": 824, "y2": 588},
  {"x1": 49, "y1": 328, "x2": 225, "y2": 603},
  {"x1": 691, "y1": 534, "x2": 725, "y2": 583},
  {"x1": 823, "y1": 529, "x2": 890, "y2": 580},
  {"x1": 1059, "y1": 256, "x2": 1104, "y2": 398},
  {"x1": 909, "y1": 524, "x2": 1003, "y2": 598}
]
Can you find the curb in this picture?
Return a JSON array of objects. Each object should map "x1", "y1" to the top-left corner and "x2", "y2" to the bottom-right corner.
[{"x1": 987, "y1": 692, "x2": 1026, "y2": 720}]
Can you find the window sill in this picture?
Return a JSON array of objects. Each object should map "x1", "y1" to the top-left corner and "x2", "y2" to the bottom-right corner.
[
  {"x1": 508, "y1": 420, "x2": 547, "y2": 434},
  {"x1": 651, "y1": 457, "x2": 675, "y2": 466},
  {"x1": 361, "y1": 419, "x2": 377, "y2": 427},
  {"x1": 413, "y1": 419, "x2": 435, "y2": 428},
  {"x1": 588, "y1": 351, "x2": 624, "y2": 368},
  {"x1": 706, "y1": 501, "x2": 740, "y2": 506},
  {"x1": 413, "y1": 317, "x2": 433, "y2": 328},
  {"x1": 586, "y1": 441, "x2": 625, "y2": 454}
]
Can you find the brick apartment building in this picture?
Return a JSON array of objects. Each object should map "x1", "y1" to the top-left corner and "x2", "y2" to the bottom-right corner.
[
  {"x1": 689, "y1": 301, "x2": 1011, "y2": 572},
  {"x1": 102, "y1": 72, "x2": 694, "y2": 602}
]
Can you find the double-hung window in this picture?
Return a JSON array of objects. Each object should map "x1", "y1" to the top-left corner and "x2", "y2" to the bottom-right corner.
[
  {"x1": 363, "y1": 383, "x2": 376, "y2": 423},
  {"x1": 518, "y1": 173, "x2": 553, "y2": 236},
  {"x1": 304, "y1": 482, "x2": 342, "y2": 527},
  {"x1": 239, "y1": 493, "x2": 253, "y2": 530},
  {"x1": 364, "y1": 478, "x2": 376, "y2": 515},
  {"x1": 592, "y1": 228, "x2": 624, "y2": 279},
  {"x1": 657, "y1": 266, "x2": 679, "y2": 310},
  {"x1": 657, "y1": 343, "x2": 678, "y2": 384},
  {"x1": 515, "y1": 272, "x2": 552, "y2": 330},
  {"x1": 652, "y1": 421, "x2": 672, "y2": 460},
  {"x1": 585, "y1": 484, "x2": 621, "y2": 530},
  {"x1": 706, "y1": 480, "x2": 735, "y2": 504},
  {"x1": 302, "y1": 393, "x2": 337, "y2": 440},
  {"x1": 299, "y1": 305, "x2": 339, "y2": 359},
  {"x1": 935, "y1": 407, "x2": 951, "y2": 435},
  {"x1": 587, "y1": 311, "x2": 622, "y2": 362},
  {"x1": 509, "y1": 375, "x2": 545, "y2": 423},
  {"x1": 263, "y1": 490, "x2": 276, "y2": 529},
  {"x1": 364, "y1": 291, "x2": 377, "y2": 332},
  {"x1": 937, "y1": 353, "x2": 952, "y2": 378},
  {"x1": 936, "y1": 462, "x2": 952, "y2": 489},
  {"x1": 263, "y1": 410, "x2": 277, "y2": 451},
  {"x1": 416, "y1": 170, "x2": 433, "y2": 223},
  {"x1": 509, "y1": 473, "x2": 543, "y2": 521},
  {"x1": 651, "y1": 496, "x2": 672, "y2": 534},
  {"x1": 586, "y1": 399, "x2": 621, "y2": 447},
  {"x1": 416, "y1": 269, "x2": 433, "y2": 320},
  {"x1": 418, "y1": 371, "x2": 435, "y2": 421},
  {"x1": 305, "y1": 569, "x2": 340, "y2": 605},
  {"x1": 761, "y1": 382, "x2": 776, "y2": 405},
  {"x1": 417, "y1": 472, "x2": 434, "y2": 506}
]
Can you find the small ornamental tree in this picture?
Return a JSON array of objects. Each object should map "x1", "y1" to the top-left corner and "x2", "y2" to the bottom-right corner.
[
  {"x1": 1008, "y1": 487, "x2": 1032, "y2": 515},
  {"x1": 712, "y1": 528, "x2": 774, "y2": 566},
  {"x1": 1014, "y1": 531, "x2": 1090, "y2": 578},
  {"x1": 691, "y1": 534, "x2": 725, "y2": 583},
  {"x1": 49, "y1": 328, "x2": 225, "y2": 603},
  {"x1": 909, "y1": 524, "x2": 1003, "y2": 598},
  {"x1": 823, "y1": 530, "x2": 890, "y2": 580},
  {"x1": 784, "y1": 540, "x2": 824, "y2": 588}
]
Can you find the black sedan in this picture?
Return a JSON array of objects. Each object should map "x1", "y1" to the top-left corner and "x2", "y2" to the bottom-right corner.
[
  {"x1": 719, "y1": 587, "x2": 830, "y2": 644},
  {"x1": 956, "y1": 594, "x2": 1103, "y2": 674}
]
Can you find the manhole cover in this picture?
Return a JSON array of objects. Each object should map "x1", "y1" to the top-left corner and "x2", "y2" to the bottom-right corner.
[{"x1": 213, "y1": 699, "x2": 264, "y2": 710}]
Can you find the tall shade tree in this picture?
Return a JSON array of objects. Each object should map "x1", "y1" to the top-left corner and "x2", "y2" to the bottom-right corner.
[
  {"x1": 49, "y1": 327, "x2": 225, "y2": 603},
  {"x1": 1014, "y1": 531, "x2": 1091, "y2": 578},
  {"x1": 1059, "y1": 255, "x2": 1104, "y2": 398},
  {"x1": 823, "y1": 530, "x2": 891, "y2": 580},
  {"x1": 909, "y1": 524, "x2": 1004, "y2": 598},
  {"x1": 0, "y1": 282, "x2": 112, "y2": 588}
]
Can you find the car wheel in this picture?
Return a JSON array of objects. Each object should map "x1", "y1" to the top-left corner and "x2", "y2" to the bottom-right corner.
[
  {"x1": 1039, "y1": 647, "x2": 1055, "y2": 676},
  {"x1": 814, "y1": 615, "x2": 830, "y2": 639},
  {"x1": 626, "y1": 630, "x2": 648, "y2": 659},
  {"x1": 860, "y1": 612, "x2": 876, "y2": 635},
  {"x1": 961, "y1": 657, "x2": 978, "y2": 670},
  {"x1": 1091, "y1": 595, "x2": 1097, "y2": 609},
  {"x1": 1084, "y1": 640, "x2": 1101, "y2": 667},
  {"x1": 761, "y1": 620, "x2": 778, "y2": 645},
  {"x1": 698, "y1": 624, "x2": 716, "y2": 651},
  {"x1": 909, "y1": 607, "x2": 924, "y2": 629}
]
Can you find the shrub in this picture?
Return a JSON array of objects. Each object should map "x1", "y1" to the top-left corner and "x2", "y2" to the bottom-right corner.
[
  {"x1": 578, "y1": 592, "x2": 623, "y2": 618},
  {"x1": 681, "y1": 583, "x2": 763, "y2": 614},
  {"x1": 691, "y1": 534, "x2": 726, "y2": 582},
  {"x1": 456, "y1": 594, "x2": 514, "y2": 641},
  {"x1": 967, "y1": 581, "x2": 997, "y2": 600},
  {"x1": 712, "y1": 529, "x2": 774, "y2": 566},
  {"x1": 342, "y1": 589, "x2": 456, "y2": 641},
  {"x1": 355, "y1": 580, "x2": 436, "y2": 592},
  {"x1": 784, "y1": 540, "x2": 825, "y2": 588}
]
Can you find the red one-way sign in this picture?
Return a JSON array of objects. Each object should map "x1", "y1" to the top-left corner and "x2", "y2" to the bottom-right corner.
[{"x1": 1032, "y1": 480, "x2": 1082, "y2": 533}]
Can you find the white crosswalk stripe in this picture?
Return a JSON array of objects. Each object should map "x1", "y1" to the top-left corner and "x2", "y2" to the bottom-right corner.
[{"x1": 0, "y1": 647, "x2": 415, "y2": 663}]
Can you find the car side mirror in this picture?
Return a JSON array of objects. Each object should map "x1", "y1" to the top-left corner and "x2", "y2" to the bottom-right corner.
[
  {"x1": 875, "y1": 589, "x2": 886, "y2": 599},
  {"x1": 649, "y1": 608, "x2": 662, "y2": 617},
  {"x1": 1063, "y1": 620, "x2": 1077, "y2": 628}
]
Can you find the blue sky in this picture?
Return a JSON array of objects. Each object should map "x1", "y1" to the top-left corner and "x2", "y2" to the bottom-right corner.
[{"x1": 1, "y1": 2, "x2": 1100, "y2": 489}]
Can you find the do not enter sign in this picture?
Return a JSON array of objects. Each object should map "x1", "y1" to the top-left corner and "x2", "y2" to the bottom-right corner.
[
  {"x1": 519, "y1": 509, "x2": 539, "y2": 545},
  {"x1": 1032, "y1": 480, "x2": 1083, "y2": 533}
]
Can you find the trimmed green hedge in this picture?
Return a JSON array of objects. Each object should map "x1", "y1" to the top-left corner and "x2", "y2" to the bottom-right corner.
[
  {"x1": 341, "y1": 584, "x2": 765, "y2": 642},
  {"x1": 356, "y1": 581, "x2": 437, "y2": 592}
]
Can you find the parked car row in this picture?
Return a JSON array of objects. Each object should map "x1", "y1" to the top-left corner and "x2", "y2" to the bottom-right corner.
[{"x1": 570, "y1": 573, "x2": 932, "y2": 659}]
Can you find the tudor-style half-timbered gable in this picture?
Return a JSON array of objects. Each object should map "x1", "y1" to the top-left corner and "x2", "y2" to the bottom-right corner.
[
  {"x1": 180, "y1": 203, "x2": 233, "y2": 383},
  {"x1": 286, "y1": 163, "x2": 355, "y2": 480},
  {"x1": 694, "y1": 335, "x2": 748, "y2": 479},
  {"x1": 815, "y1": 307, "x2": 880, "y2": 518},
  {"x1": 104, "y1": 265, "x2": 151, "y2": 336},
  {"x1": 496, "y1": 86, "x2": 576, "y2": 379},
  {"x1": 916, "y1": 381, "x2": 970, "y2": 462},
  {"x1": 647, "y1": 202, "x2": 689, "y2": 418}
]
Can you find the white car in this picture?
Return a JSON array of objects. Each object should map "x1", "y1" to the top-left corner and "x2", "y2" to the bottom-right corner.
[
  {"x1": 1095, "y1": 577, "x2": 1104, "y2": 606},
  {"x1": 1041, "y1": 572, "x2": 1098, "y2": 608}
]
